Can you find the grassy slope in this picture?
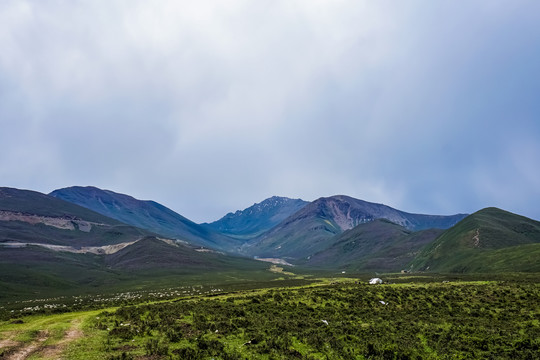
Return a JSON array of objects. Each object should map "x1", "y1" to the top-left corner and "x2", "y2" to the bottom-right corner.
[
  {"x1": 409, "y1": 207, "x2": 540, "y2": 273},
  {"x1": 305, "y1": 219, "x2": 442, "y2": 272},
  {"x1": 0, "y1": 241, "x2": 225, "y2": 301},
  {"x1": 104, "y1": 237, "x2": 268, "y2": 272},
  {"x1": 3, "y1": 276, "x2": 535, "y2": 359},
  {"x1": 0, "y1": 236, "x2": 282, "y2": 304},
  {"x1": 241, "y1": 215, "x2": 341, "y2": 260},
  {"x1": 0, "y1": 220, "x2": 152, "y2": 247}
]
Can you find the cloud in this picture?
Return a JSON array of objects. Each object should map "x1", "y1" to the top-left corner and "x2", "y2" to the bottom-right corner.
[{"x1": 1, "y1": 1, "x2": 540, "y2": 222}]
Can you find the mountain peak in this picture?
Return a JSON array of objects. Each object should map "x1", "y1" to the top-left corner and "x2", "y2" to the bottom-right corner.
[{"x1": 205, "y1": 196, "x2": 309, "y2": 238}]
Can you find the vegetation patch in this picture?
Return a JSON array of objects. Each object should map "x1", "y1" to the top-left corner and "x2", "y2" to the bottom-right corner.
[{"x1": 88, "y1": 278, "x2": 540, "y2": 359}]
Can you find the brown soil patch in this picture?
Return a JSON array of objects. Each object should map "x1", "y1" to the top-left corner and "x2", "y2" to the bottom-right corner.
[
  {"x1": 4, "y1": 330, "x2": 48, "y2": 360},
  {"x1": 0, "y1": 338, "x2": 20, "y2": 349},
  {"x1": 113, "y1": 344, "x2": 138, "y2": 352}
]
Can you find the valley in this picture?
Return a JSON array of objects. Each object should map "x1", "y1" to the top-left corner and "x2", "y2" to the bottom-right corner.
[{"x1": 1, "y1": 185, "x2": 539, "y2": 359}]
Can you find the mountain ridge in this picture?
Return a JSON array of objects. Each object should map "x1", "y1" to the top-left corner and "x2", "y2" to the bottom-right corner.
[
  {"x1": 204, "y1": 196, "x2": 309, "y2": 239},
  {"x1": 240, "y1": 195, "x2": 467, "y2": 260},
  {"x1": 5, "y1": 185, "x2": 540, "y2": 276},
  {"x1": 50, "y1": 186, "x2": 241, "y2": 251}
]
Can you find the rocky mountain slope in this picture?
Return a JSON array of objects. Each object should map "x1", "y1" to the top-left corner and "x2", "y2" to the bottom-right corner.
[{"x1": 241, "y1": 195, "x2": 466, "y2": 260}]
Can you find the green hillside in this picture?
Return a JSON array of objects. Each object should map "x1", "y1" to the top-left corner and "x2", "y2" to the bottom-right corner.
[
  {"x1": 305, "y1": 219, "x2": 442, "y2": 272},
  {"x1": 0, "y1": 238, "x2": 274, "y2": 302},
  {"x1": 105, "y1": 237, "x2": 266, "y2": 272},
  {"x1": 240, "y1": 209, "x2": 342, "y2": 260},
  {"x1": 0, "y1": 245, "x2": 117, "y2": 300},
  {"x1": 409, "y1": 207, "x2": 540, "y2": 273}
]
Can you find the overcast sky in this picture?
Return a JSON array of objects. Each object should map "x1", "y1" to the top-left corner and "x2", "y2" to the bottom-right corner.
[{"x1": 1, "y1": 1, "x2": 539, "y2": 223}]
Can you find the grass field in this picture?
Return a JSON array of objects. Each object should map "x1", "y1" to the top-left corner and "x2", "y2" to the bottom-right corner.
[{"x1": 1, "y1": 274, "x2": 539, "y2": 359}]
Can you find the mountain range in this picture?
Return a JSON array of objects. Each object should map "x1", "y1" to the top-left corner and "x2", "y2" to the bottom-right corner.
[
  {"x1": 239, "y1": 195, "x2": 467, "y2": 261},
  {"x1": 1, "y1": 184, "x2": 539, "y2": 299},
  {"x1": 0, "y1": 187, "x2": 269, "y2": 299}
]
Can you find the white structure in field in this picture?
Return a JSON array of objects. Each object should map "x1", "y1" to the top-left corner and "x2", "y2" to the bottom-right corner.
[{"x1": 369, "y1": 277, "x2": 383, "y2": 285}]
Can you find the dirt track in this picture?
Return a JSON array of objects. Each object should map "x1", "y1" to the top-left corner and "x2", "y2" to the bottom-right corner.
[{"x1": 0, "y1": 319, "x2": 83, "y2": 360}]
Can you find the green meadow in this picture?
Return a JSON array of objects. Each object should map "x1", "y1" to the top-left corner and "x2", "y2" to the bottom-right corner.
[{"x1": 1, "y1": 274, "x2": 539, "y2": 359}]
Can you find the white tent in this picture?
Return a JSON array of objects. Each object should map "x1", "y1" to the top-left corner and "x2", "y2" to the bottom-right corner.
[{"x1": 369, "y1": 277, "x2": 383, "y2": 285}]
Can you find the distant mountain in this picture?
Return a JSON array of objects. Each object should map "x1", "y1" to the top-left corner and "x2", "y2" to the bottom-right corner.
[
  {"x1": 409, "y1": 207, "x2": 540, "y2": 273},
  {"x1": 50, "y1": 186, "x2": 240, "y2": 251},
  {"x1": 241, "y1": 195, "x2": 467, "y2": 260},
  {"x1": 204, "y1": 196, "x2": 309, "y2": 238},
  {"x1": 305, "y1": 219, "x2": 443, "y2": 272}
]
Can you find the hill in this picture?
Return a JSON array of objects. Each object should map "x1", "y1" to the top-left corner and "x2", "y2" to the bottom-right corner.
[
  {"x1": 50, "y1": 186, "x2": 241, "y2": 251},
  {"x1": 204, "y1": 196, "x2": 308, "y2": 239},
  {"x1": 0, "y1": 187, "x2": 151, "y2": 247},
  {"x1": 305, "y1": 219, "x2": 443, "y2": 272},
  {"x1": 409, "y1": 207, "x2": 540, "y2": 273},
  {"x1": 241, "y1": 195, "x2": 466, "y2": 261},
  {"x1": 105, "y1": 236, "x2": 265, "y2": 272},
  {"x1": 0, "y1": 187, "x2": 120, "y2": 224},
  {"x1": 0, "y1": 236, "x2": 271, "y2": 301}
]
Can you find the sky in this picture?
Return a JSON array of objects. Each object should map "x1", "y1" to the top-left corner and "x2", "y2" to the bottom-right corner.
[{"x1": 1, "y1": 1, "x2": 540, "y2": 223}]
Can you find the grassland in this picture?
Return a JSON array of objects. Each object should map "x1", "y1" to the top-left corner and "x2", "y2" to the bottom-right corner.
[{"x1": 1, "y1": 274, "x2": 539, "y2": 359}]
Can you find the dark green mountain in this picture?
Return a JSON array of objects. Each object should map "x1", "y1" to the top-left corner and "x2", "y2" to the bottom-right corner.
[
  {"x1": 204, "y1": 196, "x2": 308, "y2": 239},
  {"x1": 409, "y1": 207, "x2": 540, "y2": 273},
  {"x1": 105, "y1": 236, "x2": 265, "y2": 272},
  {"x1": 0, "y1": 236, "x2": 270, "y2": 300},
  {"x1": 241, "y1": 195, "x2": 466, "y2": 261},
  {"x1": 50, "y1": 186, "x2": 241, "y2": 251},
  {"x1": 0, "y1": 187, "x2": 120, "y2": 223},
  {"x1": 0, "y1": 187, "x2": 150, "y2": 247},
  {"x1": 0, "y1": 188, "x2": 271, "y2": 300},
  {"x1": 305, "y1": 219, "x2": 443, "y2": 272}
]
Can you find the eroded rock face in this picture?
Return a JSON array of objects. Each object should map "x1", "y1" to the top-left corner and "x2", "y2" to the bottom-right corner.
[{"x1": 0, "y1": 210, "x2": 102, "y2": 232}]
